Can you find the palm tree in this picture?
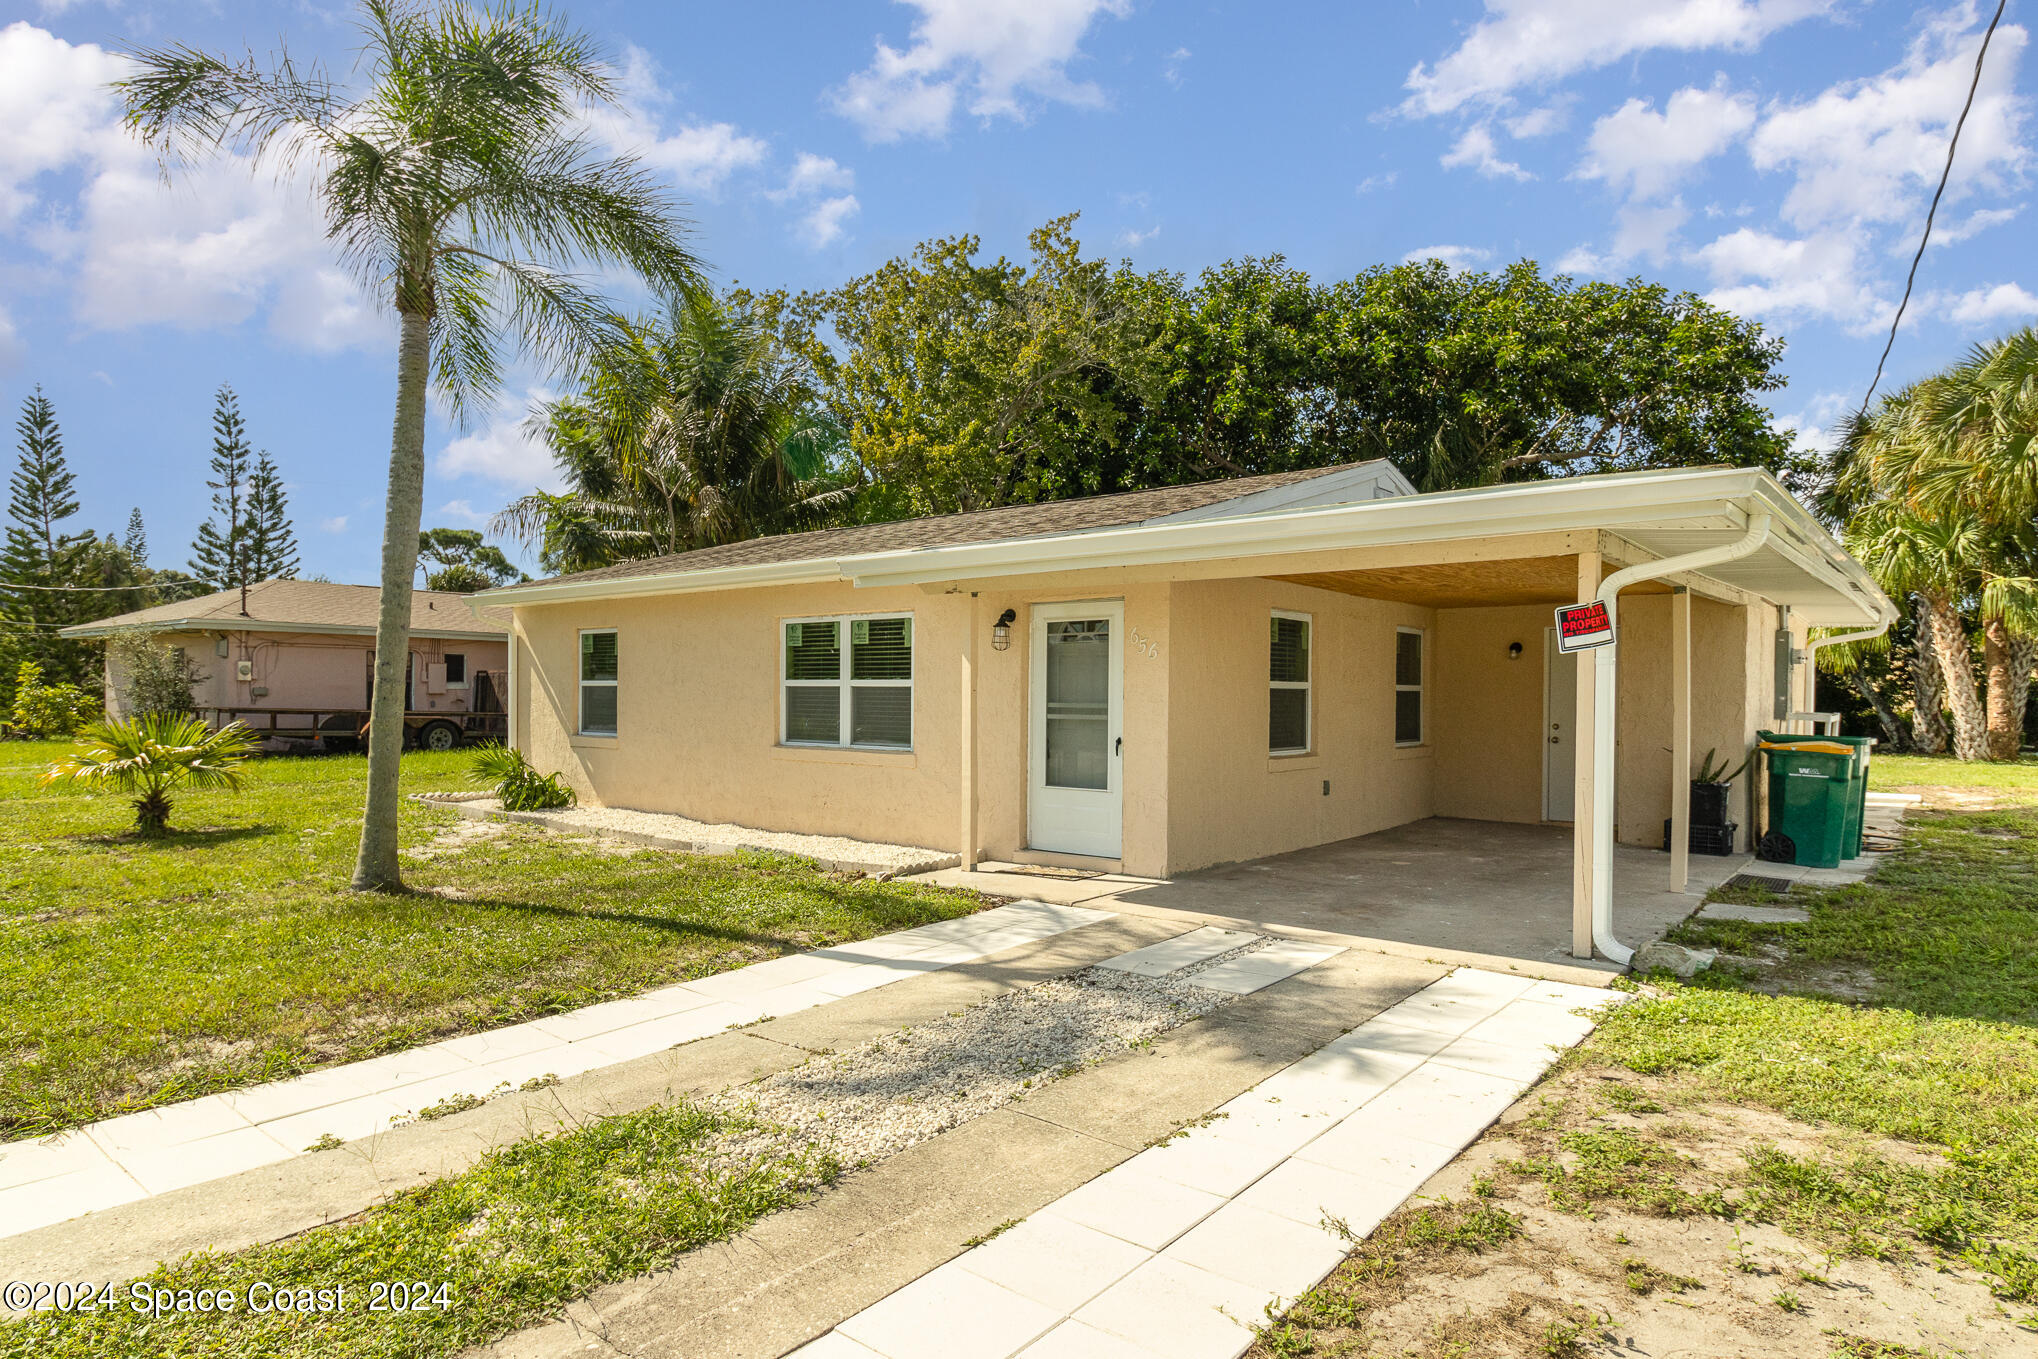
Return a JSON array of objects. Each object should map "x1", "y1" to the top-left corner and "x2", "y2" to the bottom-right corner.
[
  {"x1": 1840, "y1": 339, "x2": 2038, "y2": 760},
  {"x1": 41, "y1": 715, "x2": 260, "y2": 835},
  {"x1": 495, "y1": 292, "x2": 853, "y2": 572},
  {"x1": 118, "y1": 2, "x2": 703, "y2": 889}
]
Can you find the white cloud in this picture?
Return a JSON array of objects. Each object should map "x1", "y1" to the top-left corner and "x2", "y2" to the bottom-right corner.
[
  {"x1": 1692, "y1": 227, "x2": 1888, "y2": 329},
  {"x1": 831, "y1": 0, "x2": 1133, "y2": 142},
  {"x1": 1117, "y1": 224, "x2": 1160, "y2": 246},
  {"x1": 1610, "y1": 197, "x2": 1692, "y2": 263},
  {"x1": 1750, "y1": 10, "x2": 2030, "y2": 231},
  {"x1": 1775, "y1": 388, "x2": 1853, "y2": 455},
  {"x1": 1163, "y1": 46, "x2": 1191, "y2": 88},
  {"x1": 797, "y1": 194, "x2": 861, "y2": 249},
  {"x1": 1356, "y1": 171, "x2": 1399, "y2": 194},
  {"x1": 1577, "y1": 80, "x2": 1757, "y2": 198},
  {"x1": 319, "y1": 515, "x2": 349, "y2": 534},
  {"x1": 435, "y1": 393, "x2": 559, "y2": 490},
  {"x1": 1928, "y1": 203, "x2": 2021, "y2": 245},
  {"x1": 1505, "y1": 103, "x2": 1569, "y2": 138},
  {"x1": 0, "y1": 304, "x2": 21, "y2": 371},
  {"x1": 1402, "y1": 0, "x2": 1832, "y2": 116},
  {"x1": 1935, "y1": 281, "x2": 2038, "y2": 326},
  {"x1": 776, "y1": 152, "x2": 857, "y2": 199},
  {"x1": 432, "y1": 499, "x2": 490, "y2": 527},
  {"x1": 1440, "y1": 125, "x2": 1532, "y2": 180},
  {"x1": 1403, "y1": 244, "x2": 1494, "y2": 269}
]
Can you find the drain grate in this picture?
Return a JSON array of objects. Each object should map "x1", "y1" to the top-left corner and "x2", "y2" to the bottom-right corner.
[{"x1": 1724, "y1": 873, "x2": 1796, "y2": 894}]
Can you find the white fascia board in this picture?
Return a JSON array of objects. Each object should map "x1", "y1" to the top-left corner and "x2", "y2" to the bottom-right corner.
[
  {"x1": 60, "y1": 618, "x2": 503, "y2": 641},
  {"x1": 1145, "y1": 460, "x2": 1415, "y2": 524},
  {"x1": 838, "y1": 472, "x2": 1761, "y2": 589},
  {"x1": 476, "y1": 557, "x2": 846, "y2": 608}
]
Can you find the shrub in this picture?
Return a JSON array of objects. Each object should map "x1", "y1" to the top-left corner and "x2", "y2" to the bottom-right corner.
[
  {"x1": 8, "y1": 661, "x2": 98, "y2": 737},
  {"x1": 108, "y1": 633, "x2": 202, "y2": 718},
  {"x1": 469, "y1": 742, "x2": 577, "y2": 811}
]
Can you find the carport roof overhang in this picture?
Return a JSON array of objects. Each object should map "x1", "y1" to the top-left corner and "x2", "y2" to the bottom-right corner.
[{"x1": 482, "y1": 467, "x2": 1891, "y2": 627}]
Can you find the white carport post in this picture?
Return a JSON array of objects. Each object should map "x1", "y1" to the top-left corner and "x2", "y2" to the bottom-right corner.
[
  {"x1": 1669, "y1": 587, "x2": 1691, "y2": 893},
  {"x1": 1571, "y1": 549, "x2": 1600, "y2": 960},
  {"x1": 959, "y1": 592, "x2": 980, "y2": 871},
  {"x1": 1587, "y1": 513, "x2": 1773, "y2": 965}
]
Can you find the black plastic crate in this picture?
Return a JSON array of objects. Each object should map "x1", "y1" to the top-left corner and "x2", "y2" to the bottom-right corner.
[{"x1": 1663, "y1": 819, "x2": 1739, "y2": 856}]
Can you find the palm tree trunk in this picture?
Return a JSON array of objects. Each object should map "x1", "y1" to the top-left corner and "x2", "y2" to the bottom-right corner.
[
  {"x1": 1848, "y1": 670, "x2": 1909, "y2": 751},
  {"x1": 1983, "y1": 616, "x2": 2020, "y2": 761},
  {"x1": 352, "y1": 307, "x2": 432, "y2": 891},
  {"x1": 1925, "y1": 596, "x2": 1987, "y2": 762},
  {"x1": 1909, "y1": 604, "x2": 1949, "y2": 754},
  {"x1": 2009, "y1": 632, "x2": 2038, "y2": 759}
]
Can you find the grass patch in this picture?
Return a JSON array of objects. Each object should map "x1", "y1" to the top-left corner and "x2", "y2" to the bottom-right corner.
[
  {"x1": 1870, "y1": 752, "x2": 2038, "y2": 799},
  {"x1": 1671, "y1": 805, "x2": 2038, "y2": 1024},
  {"x1": 0, "y1": 1099, "x2": 834, "y2": 1359},
  {"x1": 0, "y1": 743, "x2": 987, "y2": 1136}
]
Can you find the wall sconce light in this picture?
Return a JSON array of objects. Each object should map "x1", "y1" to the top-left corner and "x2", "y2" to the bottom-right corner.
[
  {"x1": 992, "y1": 608, "x2": 1017, "y2": 651},
  {"x1": 1508, "y1": 641, "x2": 1524, "y2": 660}
]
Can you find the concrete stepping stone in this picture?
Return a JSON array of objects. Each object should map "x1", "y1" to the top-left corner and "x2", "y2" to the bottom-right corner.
[
  {"x1": 1185, "y1": 940, "x2": 1345, "y2": 994},
  {"x1": 1093, "y1": 926, "x2": 1261, "y2": 977}
]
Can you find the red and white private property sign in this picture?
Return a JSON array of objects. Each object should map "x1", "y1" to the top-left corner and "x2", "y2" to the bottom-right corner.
[{"x1": 1555, "y1": 600, "x2": 1616, "y2": 653}]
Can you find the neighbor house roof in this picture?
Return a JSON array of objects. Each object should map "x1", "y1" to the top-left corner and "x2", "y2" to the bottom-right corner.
[
  {"x1": 480, "y1": 464, "x2": 1892, "y2": 628},
  {"x1": 60, "y1": 579, "x2": 508, "y2": 640},
  {"x1": 488, "y1": 459, "x2": 1415, "y2": 596}
]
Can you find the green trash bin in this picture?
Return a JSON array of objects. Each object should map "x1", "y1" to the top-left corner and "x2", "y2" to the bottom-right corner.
[
  {"x1": 1829, "y1": 734, "x2": 1876, "y2": 860},
  {"x1": 1756, "y1": 733, "x2": 1857, "y2": 869}
]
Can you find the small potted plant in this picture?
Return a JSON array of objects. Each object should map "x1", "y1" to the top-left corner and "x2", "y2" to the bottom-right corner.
[{"x1": 1690, "y1": 748, "x2": 1750, "y2": 827}]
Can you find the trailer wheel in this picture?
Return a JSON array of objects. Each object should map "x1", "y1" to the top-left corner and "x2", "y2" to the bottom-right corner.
[{"x1": 418, "y1": 721, "x2": 462, "y2": 752}]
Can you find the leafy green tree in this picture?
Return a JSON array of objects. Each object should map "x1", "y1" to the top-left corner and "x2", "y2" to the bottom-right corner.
[
  {"x1": 108, "y1": 632, "x2": 202, "y2": 718},
  {"x1": 765, "y1": 215, "x2": 1151, "y2": 516},
  {"x1": 189, "y1": 384, "x2": 253, "y2": 590},
  {"x1": 41, "y1": 713, "x2": 258, "y2": 835},
  {"x1": 417, "y1": 527, "x2": 526, "y2": 591},
  {"x1": 120, "y1": 0, "x2": 703, "y2": 890},
  {"x1": 498, "y1": 291, "x2": 851, "y2": 572},
  {"x1": 245, "y1": 450, "x2": 301, "y2": 581}
]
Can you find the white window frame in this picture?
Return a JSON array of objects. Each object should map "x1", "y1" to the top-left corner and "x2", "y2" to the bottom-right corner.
[
  {"x1": 578, "y1": 628, "x2": 617, "y2": 737},
  {"x1": 443, "y1": 651, "x2": 469, "y2": 689},
  {"x1": 1269, "y1": 609, "x2": 1313, "y2": 756},
  {"x1": 781, "y1": 611, "x2": 914, "y2": 750},
  {"x1": 1394, "y1": 625, "x2": 1426, "y2": 748}
]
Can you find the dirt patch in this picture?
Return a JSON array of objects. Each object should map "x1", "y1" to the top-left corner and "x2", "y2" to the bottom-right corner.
[
  {"x1": 1253, "y1": 1064, "x2": 2032, "y2": 1359},
  {"x1": 402, "y1": 817, "x2": 516, "y2": 860},
  {"x1": 1888, "y1": 784, "x2": 2018, "y2": 811}
]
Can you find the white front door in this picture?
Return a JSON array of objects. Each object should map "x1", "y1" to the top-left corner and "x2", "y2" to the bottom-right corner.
[
  {"x1": 1028, "y1": 600, "x2": 1124, "y2": 858},
  {"x1": 1544, "y1": 627, "x2": 1577, "y2": 821}
]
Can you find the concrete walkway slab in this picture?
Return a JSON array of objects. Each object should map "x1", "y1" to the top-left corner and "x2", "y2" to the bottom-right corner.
[
  {"x1": 793, "y1": 969, "x2": 1618, "y2": 1359},
  {"x1": 0, "y1": 900, "x2": 1115, "y2": 1243}
]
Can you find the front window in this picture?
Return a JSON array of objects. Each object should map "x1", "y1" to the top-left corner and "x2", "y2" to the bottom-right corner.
[
  {"x1": 1270, "y1": 611, "x2": 1311, "y2": 754},
  {"x1": 444, "y1": 652, "x2": 467, "y2": 687},
  {"x1": 579, "y1": 630, "x2": 617, "y2": 736},
  {"x1": 1394, "y1": 627, "x2": 1425, "y2": 746},
  {"x1": 783, "y1": 614, "x2": 913, "y2": 749}
]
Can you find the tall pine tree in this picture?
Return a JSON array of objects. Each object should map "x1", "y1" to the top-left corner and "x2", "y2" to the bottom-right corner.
[
  {"x1": 1, "y1": 387, "x2": 95, "y2": 688},
  {"x1": 245, "y1": 450, "x2": 300, "y2": 581},
  {"x1": 190, "y1": 385, "x2": 253, "y2": 592},
  {"x1": 123, "y1": 507, "x2": 148, "y2": 567}
]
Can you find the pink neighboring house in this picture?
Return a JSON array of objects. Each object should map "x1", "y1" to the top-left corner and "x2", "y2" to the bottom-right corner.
[{"x1": 62, "y1": 578, "x2": 509, "y2": 750}]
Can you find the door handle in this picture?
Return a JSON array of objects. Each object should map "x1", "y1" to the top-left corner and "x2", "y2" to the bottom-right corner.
[{"x1": 1115, "y1": 736, "x2": 1123, "y2": 756}]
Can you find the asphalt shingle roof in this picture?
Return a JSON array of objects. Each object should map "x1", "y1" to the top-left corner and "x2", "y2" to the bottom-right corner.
[
  {"x1": 63, "y1": 579, "x2": 508, "y2": 637},
  {"x1": 492, "y1": 462, "x2": 1370, "y2": 596}
]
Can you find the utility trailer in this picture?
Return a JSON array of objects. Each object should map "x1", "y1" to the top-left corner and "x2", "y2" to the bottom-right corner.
[{"x1": 201, "y1": 669, "x2": 507, "y2": 752}]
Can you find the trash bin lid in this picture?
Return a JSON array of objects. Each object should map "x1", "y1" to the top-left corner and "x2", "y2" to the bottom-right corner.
[{"x1": 1757, "y1": 739, "x2": 1852, "y2": 755}]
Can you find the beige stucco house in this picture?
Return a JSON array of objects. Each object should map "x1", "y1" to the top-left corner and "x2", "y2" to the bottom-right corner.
[
  {"x1": 64, "y1": 579, "x2": 509, "y2": 750},
  {"x1": 480, "y1": 461, "x2": 1893, "y2": 961}
]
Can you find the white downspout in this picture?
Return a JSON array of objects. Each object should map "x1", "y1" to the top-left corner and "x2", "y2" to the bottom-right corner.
[
  {"x1": 1590, "y1": 511, "x2": 1774, "y2": 965},
  {"x1": 1798, "y1": 603, "x2": 1900, "y2": 732}
]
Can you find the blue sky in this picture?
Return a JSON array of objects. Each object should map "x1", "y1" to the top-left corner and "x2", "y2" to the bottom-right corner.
[{"x1": 0, "y1": 0, "x2": 2030, "y2": 584}]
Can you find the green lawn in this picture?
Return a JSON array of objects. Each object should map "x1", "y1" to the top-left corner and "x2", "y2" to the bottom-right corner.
[
  {"x1": 1871, "y1": 750, "x2": 2038, "y2": 799},
  {"x1": 0, "y1": 740, "x2": 986, "y2": 1138}
]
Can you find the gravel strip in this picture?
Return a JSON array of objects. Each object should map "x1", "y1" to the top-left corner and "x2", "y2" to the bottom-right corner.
[
  {"x1": 446, "y1": 799, "x2": 954, "y2": 874},
  {"x1": 1171, "y1": 934, "x2": 1276, "y2": 981},
  {"x1": 710, "y1": 966, "x2": 1233, "y2": 1168}
]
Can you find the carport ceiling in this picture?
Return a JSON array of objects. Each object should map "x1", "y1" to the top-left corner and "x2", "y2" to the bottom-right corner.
[{"x1": 1271, "y1": 555, "x2": 1671, "y2": 608}]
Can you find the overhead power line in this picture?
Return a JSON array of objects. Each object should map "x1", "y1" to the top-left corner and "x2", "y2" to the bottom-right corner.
[{"x1": 1860, "y1": 0, "x2": 2010, "y2": 415}]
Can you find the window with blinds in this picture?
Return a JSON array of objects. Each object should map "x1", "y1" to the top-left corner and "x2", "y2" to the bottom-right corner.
[
  {"x1": 579, "y1": 629, "x2": 617, "y2": 736},
  {"x1": 1270, "y1": 611, "x2": 1312, "y2": 754},
  {"x1": 1395, "y1": 627, "x2": 1425, "y2": 746},
  {"x1": 783, "y1": 614, "x2": 913, "y2": 749}
]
